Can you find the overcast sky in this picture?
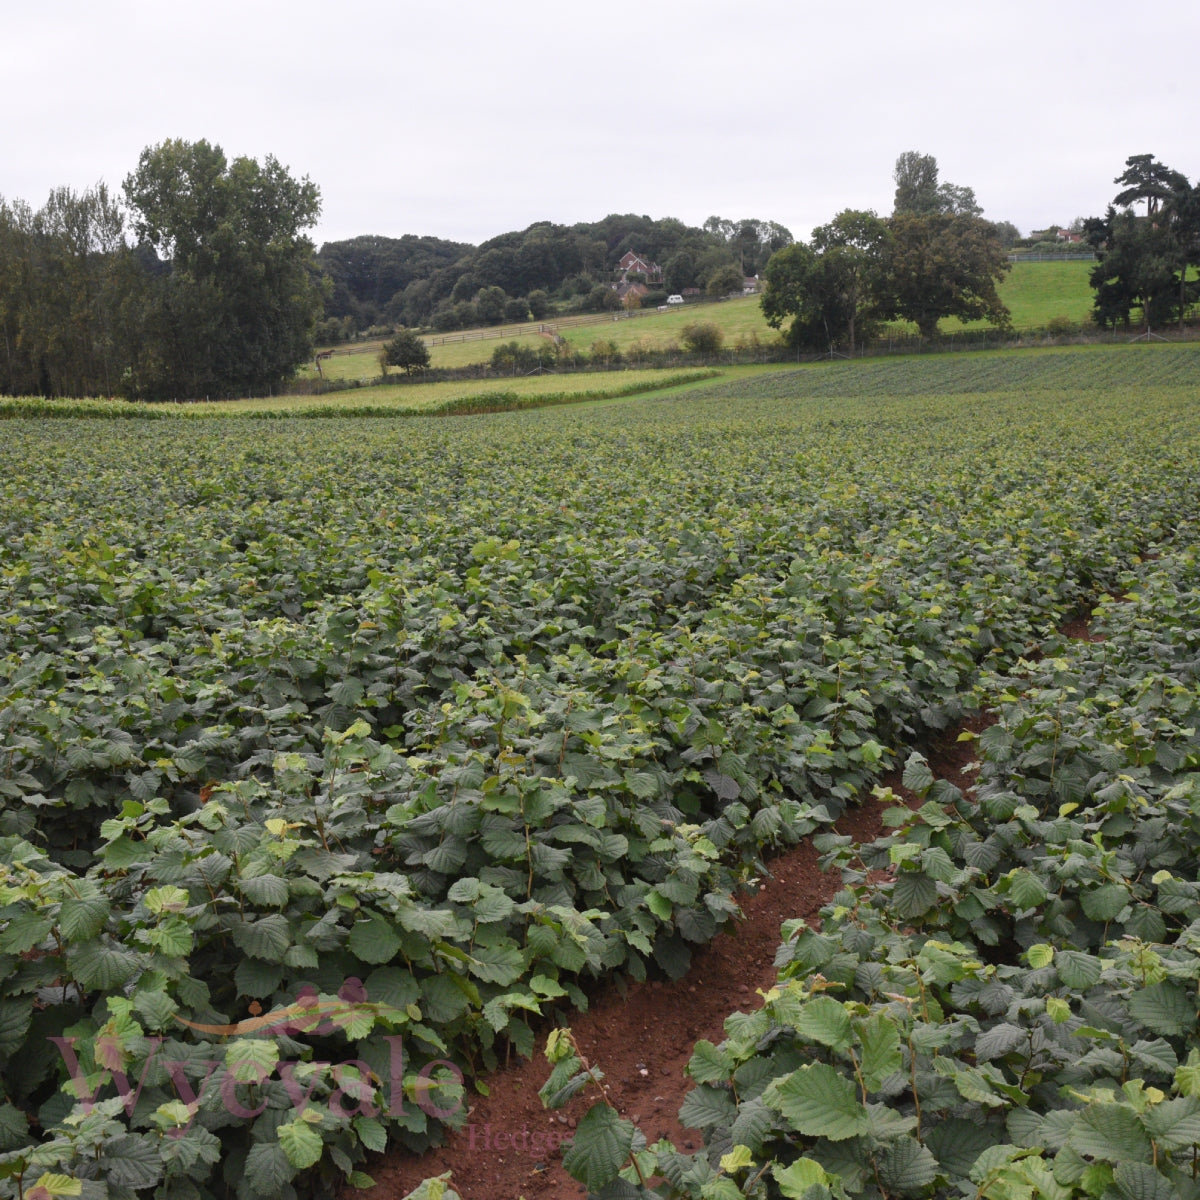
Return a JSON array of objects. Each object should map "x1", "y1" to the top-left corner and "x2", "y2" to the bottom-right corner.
[{"x1": 6, "y1": 0, "x2": 1197, "y2": 250}]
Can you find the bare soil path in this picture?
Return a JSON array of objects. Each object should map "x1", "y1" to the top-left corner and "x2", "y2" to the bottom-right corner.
[{"x1": 364, "y1": 722, "x2": 987, "y2": 1200}]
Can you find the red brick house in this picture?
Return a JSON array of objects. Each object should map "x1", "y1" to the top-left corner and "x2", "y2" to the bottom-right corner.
[{"x1": 616, "y1": 251, "x2": 663, "y2": 285}]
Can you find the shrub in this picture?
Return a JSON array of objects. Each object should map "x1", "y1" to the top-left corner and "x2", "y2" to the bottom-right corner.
[
  {"x1": 589, "y1": 338, "x2": 621, "y2": 365},
  {"x1": 680, "y1": 321, "x2": 724, "y2": 355},
  {"x1": 491, "y1": 340, "x2": 549, "y2": 375},
  {"x1": 1045, "y1": 315, "x2": 1078, "y2": 336},
  {"x1": 582, "y1": 286, "x2": 620, "y2": 313}
]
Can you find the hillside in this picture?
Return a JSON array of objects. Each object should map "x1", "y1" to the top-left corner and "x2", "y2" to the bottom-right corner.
[{"x1": 303, "y1": 259, "x2": 1098, "y2": 378}]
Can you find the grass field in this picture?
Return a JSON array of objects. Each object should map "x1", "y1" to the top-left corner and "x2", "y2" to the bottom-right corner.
[
  {"x1": 145, "y1": 367, "x2": 716, "y2": 414},
  {"x1": 301, "y1": 259, "x2": 1097, "y2": 381}
]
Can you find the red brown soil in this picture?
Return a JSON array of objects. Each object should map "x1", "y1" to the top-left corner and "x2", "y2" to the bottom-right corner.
[{"x1": 361, "y1": 717, "x2": 991, "y2": 1200}]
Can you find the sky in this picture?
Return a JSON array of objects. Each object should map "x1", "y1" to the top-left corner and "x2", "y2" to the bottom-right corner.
[{"x1": 5, "y1": 0, "x2": 1198, "y2": 250}]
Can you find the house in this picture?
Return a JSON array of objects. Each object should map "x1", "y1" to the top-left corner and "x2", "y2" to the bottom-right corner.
[
  {"x1": 743, "y1": 276, "x2": 760, "y2": 294},
  {"x1": 1055, "y1": 230, "x2": 1084, "y2": 244},
  {"x1": 615, "y1": 250, "x2": 663, "y2": 285}
]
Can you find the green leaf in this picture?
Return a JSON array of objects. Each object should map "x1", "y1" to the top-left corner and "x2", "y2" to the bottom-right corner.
[
  {"x1": 1008, "y1": 870, "x2": 1048, "y2": 911},
  {"x1": 729, "y1": 1098, "x2": 775, "y2": 1154},
  {"x1": 348, "y1": 912, "x2": 403, "y2": 965},
  {"x1": 678, "y1": 1084, "x2": 738, "y2": 1130},
  {"x1": 100, "y1": 1134, "x2": 162, "y2": 1189},
  {"x1": 238, "y1": 874, "x2": 290, "y2": 906},
  {"x1": 68, "y1": 939, "x2": 140, "y2": 990},
  {"x1": 1069, "y1": 1102, "x2": 1152, "y2": 1163},
  {"x1": 878, "y1": 1137, "x2": 940, "y2": 1193},
  {"x1": 858, "y1": 1014, "x2": 903, "y2": 1090},
  {"x1": 244, "y1": 1142, "x2": 296, "y2": 1192},
  {"x1": 225, "y1": 1038, "x2": 280, "y2": 1082},
  {"x1": 1140, "y1": 1096, "x2": 1200, "y2": 1150},
  {"x1": 131, "y1": 988, "x2": 178, "y2": 1030},
  {"x1": 892, "y1": 871, "x2": 938, "y2": 918},
  {"x1": 1113, "y1": 1161, "x2": 1179, "y2": 1200},
  {"x1": 354, "y1": 1116, "x2": 388, "y2": 1153},
  {"x1": 764, "y1": 1063, "x2": 869, "y2": 1141},
  {"x1": 0, "y1": 912, "x2": 53, "y2": 954},
  {"x1": 59, "y1": 887, "x2": 111, "y2": 940},
  {"x1": 1026, "y1": 943, "x2": 1054, "y2": 969},
  {"x1": 902, "y1": 753, "x2": 934, "y2": 796},
  {"x1": 975, "y1": 1023, "x2": 1028, "y2": 1063},
  {"x1": 466, "y1": 940, "x2": 525, "y2": 986},
  {"x1": 231, "y1": 913, "x2": 291, "y2": 962},
  {"x1": 561, "y1": 1103, "x2": 634, "y2": 1192},
  {"x1": 235, "y1": 957, "x2": 284, "y2": 999},
  {"x1": 1081, "y1": 882, "x2": 1130, "y2": 922},
  {"x1": 1056, "y1": 950, "x2": 1102, "y2": 990},
  {"x1": 1128, "y1": 983, "x2": 1195, "y2": 1037},
  {"x1": 773, "y1": 1157, "x2": 829, "y2": 1198},
  {"x1": 688, "y1": 1041, "x2": 735, "y2": 1085},
  {"x1": 278, "y1": 1119, "x2": 325, "y2": 1170},
  {"x1": 795, "y1": 996, "x2": 853, "y2": 1052}
]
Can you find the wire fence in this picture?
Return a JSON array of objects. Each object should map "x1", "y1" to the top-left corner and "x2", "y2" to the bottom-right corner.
[{"x1": 1007, "y1": 252, "x2": 1097, "y2": 263}]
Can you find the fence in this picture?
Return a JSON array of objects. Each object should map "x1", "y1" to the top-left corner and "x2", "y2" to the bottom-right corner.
[
  {"x1": 325, "y1": 293, "x2": 743, "y2": 358},
  {"x1": 1007, "y1": 252, "x2": 1097, "y2": 263}
]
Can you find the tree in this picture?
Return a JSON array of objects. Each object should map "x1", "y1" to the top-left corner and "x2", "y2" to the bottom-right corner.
[
  {"x1": 383, "y1": 328, "x2": 431, "y2": 374},
  {"x1": 893, "y1": 151, "x2": 981, "y2": 218},
  {"x1": 705, "y1": 264, "x2": 743, "y2": 297},
  {"x1": 882, "y1": 212, "x2": 1010, "y2": 339},
  {"x1": 474, "y1": 285, "x2": 507, "y2": 324},
  {"x1": 1087, "y1": 158, "x2": 1199, "y2": 330},
  {"x1": 1113, "y1": 153, "x2": 1188, "y2": 218},
  {"x1": 503, "y1": 296, "x2": 530, "y2": 323},
  {"x1": 527, "y1": 289, "x2": 550, "y2": 320},
  {"x1": 893, "y1": 151, "x2": 941, "y2": 215},
  {"x1": 988, "y1": 220, "x2": 1022, "y2": 248},
  {"x1": 760, "y1": 211, "x2": 889, "y2": 353},
  {"x1": 0, "y1": 184, "x2": 144, "y2": 397},
  {"x1": 123, "y1": 138, "x2": 324, "y2": 399}
]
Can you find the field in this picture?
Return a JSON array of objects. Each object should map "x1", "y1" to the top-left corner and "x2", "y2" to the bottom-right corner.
[
  {"x1": 302, "y1": 259, "x2": 1098, "y2": 378},
  {"x1": 2, "y1": 343, "x2": 1199, "y2": 1199}
]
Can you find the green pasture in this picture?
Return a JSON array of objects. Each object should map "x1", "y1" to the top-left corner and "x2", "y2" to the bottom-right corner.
[{"x1": 301, "y1": 260, "x2": 1097, "y2": 381}]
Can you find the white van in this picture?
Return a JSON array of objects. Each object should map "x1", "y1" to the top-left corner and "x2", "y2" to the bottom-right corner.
[{"x1": 666, "y1": 295, "x2": 684, "y2": 305}]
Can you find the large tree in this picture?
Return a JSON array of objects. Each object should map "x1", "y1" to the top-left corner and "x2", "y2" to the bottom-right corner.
[
  {"x1": 893, "y1": 151, "x2": 982, "y2": 218},
  {"x1": 882, "y1": 212, "x2": 1010, "y2": 339},
  {"x1": 0, "y1": 185, "x2": 142, "y2": 397},
  {"x1": 123, "y1": 139, "x2": 324, "y2": 399},
  {"x1": 1088, "y1": 156, "x2": 1199, "y2": 330},
  {"x1": 761, "y1": 210, "x2": 889, "y2": 353},
  {"x1": 1112, "y1": 153, "x2": 1188, "y2": 218}
]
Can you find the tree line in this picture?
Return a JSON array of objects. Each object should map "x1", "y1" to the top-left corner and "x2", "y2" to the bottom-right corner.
[
  {"x1": 316, "y1": 214, "x2": 792, "y2": 338},
  {"x1": 760, "y1": 152, "x2": 1013, "y2": 351},
  {"x1": 0, "y1": 140, "x2": 324, "y2": 401},
  {"x1": 4, "y1": 142, "x2": 1194, "y2": 401}
]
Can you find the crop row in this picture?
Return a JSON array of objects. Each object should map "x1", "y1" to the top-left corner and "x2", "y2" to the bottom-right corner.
[
  {"x1": 543, "y1": 534, "x2": 1200, "y2": 1196},
  {"x1": 0, "y1": 384, "x2": 1197, "y2": 1198}
]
